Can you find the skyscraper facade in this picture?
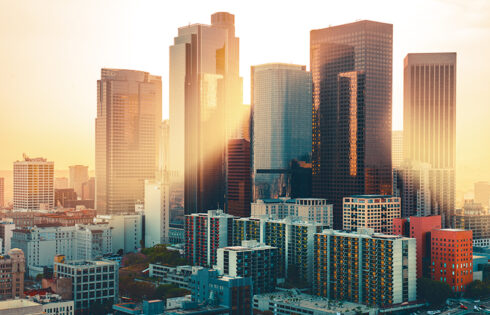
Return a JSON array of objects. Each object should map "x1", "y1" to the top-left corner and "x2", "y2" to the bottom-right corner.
[
  {"x1": 0, "y1": 177, "x2": 4, "y2": 207},
  {"x1": 227, "y1": 139, "x2": 251, "y2": 217},
  {"x1": 169, "y1": 12, "x2": 243, "y2": 214},
  {"x1": 251, "y1": 63, "x2": 312, "y2": 201},
  {"x1": 13, "y1": 156, "x2": 54, "y2": 210},
  {"x1": 392, "y1": 130, "x2": 403, "y2": 169},
  {"x1": 475, "y1": 181, "x2": 490, "y2": 209},
  {"x1": 95, "y1": 69, "x2": 162, "y2": 214},
  {"x1": 403, "y1": 53, "x2": 456, "y2": 225},
  {"x1": 69, "y1": 165, "x2": 88, "y2": 197},
  {"x1": 311, "y1": 21, "x2": 393, "y2": 229},
  {"x1": 144, "y1": 179, "x2": 170, "y2": 247}
]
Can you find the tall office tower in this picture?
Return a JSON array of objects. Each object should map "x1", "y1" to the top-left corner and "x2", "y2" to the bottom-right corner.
[
  {"x1": 404, "y1": 53, "x2": 456, "y2": 226},
  {"x1": 216, "y1": 240, "x2": 278, "y2": 295},
  {"x1": 251, "y1": 198, "x2": 333, "y2": 227},
  {"x1": 96, "y1": 69, "x2": 162, "y2": 214},
  {"x1": 159, "y1": 120, "x2": 170, "y2": 180},
  {"x1": 393, "y1": 160, "x2": 432, "y2": 217},
  {"x1": 69, "y1": 165, "x2": 88, "y2": 197},
  {"x1": 314, "y1": 229, "x2": 416, "y2": 306},
  {"x1": 431, "y1": 229, "x2": 472, "y2": 293},
  {"x1": 13, "y1": 155, "x2": 54, "y2": 210},
  {"x1": 0, "y1": 249, "x2": 25, "y2": 300},
  {"x1": 184, "y1": 210, "x2": 235, "y2": 267},
  {"x1": 144, "y1": 179, "x2": 170, "y2": 247},
  {"x1": 310, "y1": 21, "x2": 393, "y2": 230},
  {"x1": 81, "y1": 177, "x2": 95, "y2": 200},
  {"x1": 251, "y1": 63, "x2": 312, "y2": 200},
  {"x1": 475, "y1": 181, "x2": 490, "y2": 209},
  {"x1": 393, "y1": 216, "x2": 441, "y2": 278},
  {"x1": 169, "y1": 12, "x2": 243, "y2": 214},
  {"x1": 54, "y1": 177, "x2": 69, "y2": 189},
  {"x1": 0, "y1": 177, "x2": 4, "y2": 207},
  {"x1": 343, "y1": 195, "x2": 401, "y2": 234},
  {"x1": 227, "y1": 139, "x2": 251, "y2": 217},
  {"x1": 392, "y1": 130, "x2": 403, "y2": 169}
]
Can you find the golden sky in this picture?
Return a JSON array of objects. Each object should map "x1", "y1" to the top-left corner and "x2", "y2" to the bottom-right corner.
[{"x1": 0, "y1": 0, "x2": 489, "y2": 196}]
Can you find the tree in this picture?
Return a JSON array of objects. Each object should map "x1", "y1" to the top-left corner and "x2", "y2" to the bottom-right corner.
[
  {"x1": 117, "y1": 248, "x2": 124, "y2": 256},
  {"x1": 418, "y1": 277, "x2": 453, "y2": 305},
  {"x1": 88, "y1": 301, "x2": 112, "y2": 314},
  {"x1": 35, "y1": 274, "x2": 43, "y2": 281},
  {"x1": 466, "y1": 280, "x2": 490, "y2": 299}
]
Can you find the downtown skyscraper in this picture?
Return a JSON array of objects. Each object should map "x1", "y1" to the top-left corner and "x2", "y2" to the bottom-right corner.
[
  {"x1": 96, "y1": 69, "x2": 162, "y2": 214},
  {"x1": 251, "y1": 63, "x2": 312, "y2": 201},
  {"x1": 310, "y1": 21, "x2": 393, "y2": 229},
  {"x1": 169, "y1": 12, "x2": 243, "y2": 214},
  {"x1": 403, "y1": 53, "x2": 456, "y2": 226}
]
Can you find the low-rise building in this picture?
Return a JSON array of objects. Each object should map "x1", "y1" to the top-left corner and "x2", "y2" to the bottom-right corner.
[
  {"x1": 54, "y1": 257, "x2": 118, "y2": 312},
  {"x1": 0, "y1": 248, "x2": 25, "y2": 300},
  {"x1": 112, "y1": 300, "x2": 164, "y2": 315},
  {"x1": 0, "y1": 299, "x2": 44, "y2": 314},
  {"x1": 148, "y1": 264, "x2": 193, "y2": 289},
  {"x1": 95, "y1": 214, "x2": 143, "y2": 254},
  {"x1": 0, "y1": 220, "x2": 15, "y2": 254},
  {"x1": 25, "y1": 289, "x2": 74, "y2": 315}
]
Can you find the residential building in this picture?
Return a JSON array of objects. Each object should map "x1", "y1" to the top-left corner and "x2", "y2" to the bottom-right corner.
[
  {"x1": 251, "y1": 63, "x2": 312, "y2": 201},
  {"x1": 227, "y1": 139, "x2": 251, "y2": 217},
  {"x1": 95, "y1": 214, "x2": 142, "y2": 254},
  {"x1": 170, "y1": 12, "x2": 243, "y2": 215},
  {"x1": 13, "y1": 155, "x2": 54, "y2": 210},
  {"x1": 462, "y1": 200, "x2": 485, "y2": 215},
  {"x1": 0, "y1": 220, "x2": 15, "y2": 254},
  {"x1": 475, "y1": 181, "x2": 490, "y2": 209},
  {"x1": 184, "y1": 210, "x2": 234, "y2": 267},
  {"x1": 404, "y1": 53, "x2": 457, "y2": 226},
  {"x1": 168, "y1": 225, "x2": 185, "y2": 244},
  {"x1": 216, "y1": 240, "x2": 277, "y2": 294},
  {"x1": 231, "y1": 217, "x2": 261, "y2": 246},
  {"x1": 11, "y1": 224, "x2": 112, "y2": 275},
  {"x1": 314, "y1": 229, "x2": 416, "y2": 307},
  {"x1": 449, "y1": 213, "x2": 490, "y2": 247},
  {"x1": 144, "y1": 180, "x2": 170, "y2": 247},
  {"x1": 190, "y1": 267, "x2": 252, "y2": 315},
  {"x1": 55, "y1": 177, "x2": 69, "y2": 189},
  {"x1": 0, "y1": 177, "x2": 4, "y2": 208},
  {"x1": 96, "y1": 69, "x2": 162, "y2": 214},
  {"x1": 25, "y1": 289, "x2": 74, "y2": 315},
  {"x1": 54, "y1": 258, "x2": 118, "y2": 312},
  {"x1": 251, "y1": 198, "x2": 333, "y2": 227},
  {"x1": 430, "y1": 229, "x2": 473, "y2": 293},
  {"x1": 0, "y1": 249, "x2": 25, "y2": 300},
  {"x1": 393, "y1": 160, "x2": 432, "y2": 217},
  {"x1": 253, "y1": 290, "x2": 378, "y2": 315},
  {"x1": 55, "y1": 189, "x2": 77, "y2": 208},
  {"x1": 342, "y1": 195, "x2": 401, "y2": 234},
  {"x1": 0, "y1": 299, "x2": 44, "y2": 314},
  {"x1": 69, "y1": 165, "x2": 88, "y2": 197},
  {"x1": 148, "y1": 264, "x2": 193, "y2": 289},
  {"x1": 393, "y1": 216, "x2": 441, "y2": 278},
  {"x1": 311, "y1": 21, "x2": 393, "y2": 229},
  {"x1": 392, "y1": 130, "x2": 403, "y2": 169}
]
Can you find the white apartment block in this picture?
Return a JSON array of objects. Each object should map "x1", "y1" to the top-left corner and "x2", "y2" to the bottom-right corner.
[
  {"x1": 148, "y1": 264, "x2": 193, "y2": 289},
  {"x1": 11, "y1": 224, "x2": 112, "y2": 274},
  {"x1": 14, "y1": 156, "x2": 54, "y2": 210},
  {"x1": 251, "y1": 198, "x2": 333, "y2": 227},
  {"x1": 144, "y1": 180, "x2": 170, "y2": 247},
  {"x1": 95, "y1": 214, "x2": 142, "y2": 254},
  {"x1": 27, "y1": 293, "x2": 74, "y2": 315},
  {"x1": 0, "y1": 220, "x2": 16, "y2": 254},
  {"x1": 343, "y1": 195, "x2": 401, "y2": 234}
]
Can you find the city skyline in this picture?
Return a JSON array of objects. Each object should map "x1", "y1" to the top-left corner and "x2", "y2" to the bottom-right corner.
[{"x1": 0, "y1": 0, "x2": 489, "y2": 196}]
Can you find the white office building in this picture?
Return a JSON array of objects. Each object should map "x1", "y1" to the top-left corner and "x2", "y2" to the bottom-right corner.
[
  {"x1": 0, "y1": 220, "x2": 15, "y2": 254},
  {"x1": 95, "y1": 214, "x2": 142, "y2": 254},
  {"x1": 144, "y1": 180, "x2": 170, "y2": 247},
  {"x1": 251, "y1": 198, "x2": 333, "y2": 227}
]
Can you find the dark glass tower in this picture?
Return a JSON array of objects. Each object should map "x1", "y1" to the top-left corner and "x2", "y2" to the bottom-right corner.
[{"x1": 311, "y1": 21, "x2": 393, "y2": 229}]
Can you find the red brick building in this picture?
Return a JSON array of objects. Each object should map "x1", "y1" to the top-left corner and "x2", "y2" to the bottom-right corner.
[{"x1": 431, "y1": 229, "x2": 473, "y2": 293}]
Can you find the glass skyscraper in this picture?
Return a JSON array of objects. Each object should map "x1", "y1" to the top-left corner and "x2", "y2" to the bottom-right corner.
[
  {"x1": 95, "y1": 69, "x2": 162, "y2": 214},
  {"x1": 169, "y1": 12, "x2": 243, "y2": 214},
  {"x1": 251, "y1": 63, "x2": 312, "y2": 200},
  {"x1": 310, "y1": 20, "x2": 393, "y2": 229}
]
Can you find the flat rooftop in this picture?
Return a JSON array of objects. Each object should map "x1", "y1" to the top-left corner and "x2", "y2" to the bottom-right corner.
[{"x1": 0, "y1": 299, "x2": 41, "y2": 310}]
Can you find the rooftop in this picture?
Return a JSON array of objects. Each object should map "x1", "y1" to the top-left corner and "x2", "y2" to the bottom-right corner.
[
  {"x1": 55, "y1": 259, "x2": 117, "y2": 267},
  {"x1": 0, "y1": 299, "x2": 41, "y2": 310},
  {"x1": 347, "y1": 195, "x2": 396, "y2": 199}
]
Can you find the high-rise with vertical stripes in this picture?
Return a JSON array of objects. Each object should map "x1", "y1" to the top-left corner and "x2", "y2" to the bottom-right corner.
[{"x1": 403, "y1": 53, "x2": 456, "y2": 225}]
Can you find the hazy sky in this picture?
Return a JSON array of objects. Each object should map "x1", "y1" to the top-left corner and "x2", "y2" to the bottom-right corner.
[{"x1": 0, "y1": 0, "x2": 489, "y2": 196}]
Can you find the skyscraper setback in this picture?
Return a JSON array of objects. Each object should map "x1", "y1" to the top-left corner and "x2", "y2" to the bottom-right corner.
[
  {"x1": 310, "y1": 21, "x2": 393, "y2": 229},
  {"x1": 96, "y1": 69, "x2": 162, "y2": 214},
  {"x1": 251, "y1": 63, "x2": 312, "y2": 201},
  {"x1": 169, "y1": 12, "x2": 243, "y2": 214},
  {"x1": 403, "y1": 53, "x2": 456, "y2": 225}
]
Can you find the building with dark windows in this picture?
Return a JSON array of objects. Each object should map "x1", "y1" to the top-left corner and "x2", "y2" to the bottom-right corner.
[
  {"x1": 403, "y1": 53, "x2": 457, "y2": 226},
  {"x1": 314, "y1": 229, "x2": 416, "y2": 307},
  {"x1": 430, "y1": 229, "x2": 472, "y2": 293},
  {"x1": 227, "y1": 139, "x2": 251, "y2": 217},
  {"x1": 95, "y1": 69, "x2": 162, "y2": 214},
  {"x1": 54, "y1": 188, "x2": 77, "y2": 208},
  {"x1": 310, "y1": 21, "x2": 393, "y2": 230},
  {"x1": 169, "y1": 12, "x2": 243, "y2": 215},
  {"x1": 251, "y1": 63, "x2": 312, "y2": 201}
]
